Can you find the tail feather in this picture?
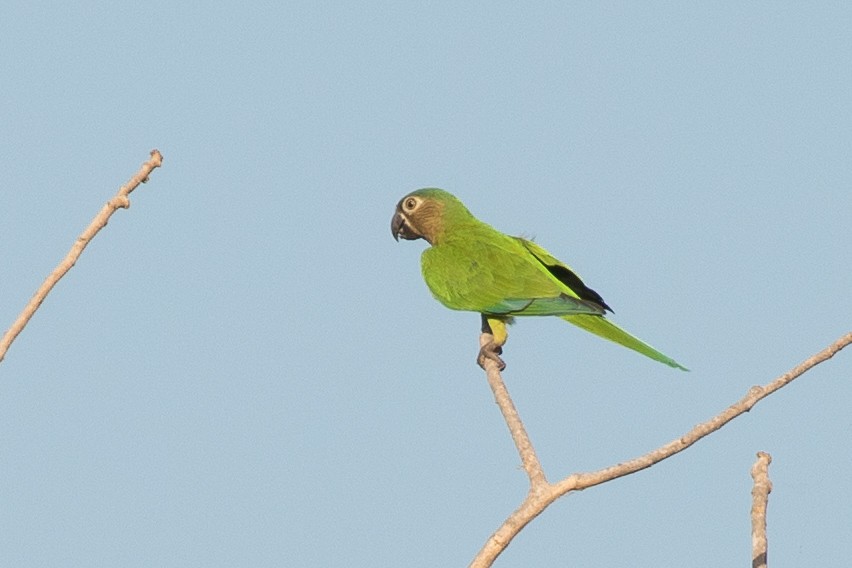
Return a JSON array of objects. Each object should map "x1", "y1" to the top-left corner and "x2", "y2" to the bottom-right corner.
[{"x1": 561, "y1": 314, "x2": 688, "y2": 371}]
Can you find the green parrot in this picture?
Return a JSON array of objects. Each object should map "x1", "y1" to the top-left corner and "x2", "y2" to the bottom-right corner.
[{"x1": 391, "y1": 188, "x2": 687, "y2": 371}]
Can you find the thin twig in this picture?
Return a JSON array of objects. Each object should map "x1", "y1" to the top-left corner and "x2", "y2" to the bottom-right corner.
[
  {"x1": 470, "y1": 332, "x2": 851, "y2": 567},
  {"x1": 751, "y1": 452, "x2": 772, "y2": 568},
  {"x1": 0, "y1": 149, "x2": 164, "y2": 364}
]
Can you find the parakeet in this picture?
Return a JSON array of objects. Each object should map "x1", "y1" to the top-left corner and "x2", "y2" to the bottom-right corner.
[{"x1": 391, "y1": 188, "x2": 687, "y2": 371}]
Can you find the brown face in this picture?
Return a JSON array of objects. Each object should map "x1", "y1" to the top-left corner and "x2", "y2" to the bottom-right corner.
[{"x1": 390, "y1": 195, "x2": 425, "y2": 241}]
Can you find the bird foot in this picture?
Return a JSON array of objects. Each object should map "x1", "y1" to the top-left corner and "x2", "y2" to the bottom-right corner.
[{"x1": 477, "y1": 341, "x2": 506, "y2": 371}]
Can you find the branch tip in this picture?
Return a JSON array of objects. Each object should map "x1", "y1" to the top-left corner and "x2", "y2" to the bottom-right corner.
[
  {"x1": 0, "y1": 149, "x2": 164, "y2": 364},
  {"x1": 750, "y1": 451, "x2": 772, "y2": 568}
]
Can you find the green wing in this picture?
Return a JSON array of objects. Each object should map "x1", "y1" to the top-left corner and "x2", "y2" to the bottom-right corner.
[
  {"x1": 517, "y1": 238, "x2": 687, "y2": 370},
  {"x1": 421, "y1": 224, "x2": 687, "y2": 370},
  {"x1": 516, "y1": 238, "x2": 612, "y2": 310},
  {"x1": 421, "y1": 229, "x2": 603, "y2": 317}
]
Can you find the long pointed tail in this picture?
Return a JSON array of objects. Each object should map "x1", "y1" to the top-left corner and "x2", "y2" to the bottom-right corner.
[{"x1": 561, "y1": 314, "x2": 688, "y2": 371}]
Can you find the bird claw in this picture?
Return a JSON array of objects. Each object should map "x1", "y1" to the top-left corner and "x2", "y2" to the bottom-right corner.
[{"x1": 477, "y1": 341, "x2": 506, "y2": 371}]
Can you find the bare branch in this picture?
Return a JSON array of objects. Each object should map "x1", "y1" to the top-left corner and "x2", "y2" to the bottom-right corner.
[
  {"x1": 479, "y1": 332, "x2": 546, "y2": 488},
  {"x1": 0, "y1": 149, "x2": 164, "y2": 364},
  {"x1": 751, "y1": 452, "x2": 772, "y2": 568},
  {"x1": 471, "y1": 331, "x2": 851, "y2": 567}
]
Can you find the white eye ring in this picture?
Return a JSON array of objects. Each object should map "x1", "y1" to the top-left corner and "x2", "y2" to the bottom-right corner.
[{"x1": 404, "y1": 197, "x2": 418, "y2": 211}]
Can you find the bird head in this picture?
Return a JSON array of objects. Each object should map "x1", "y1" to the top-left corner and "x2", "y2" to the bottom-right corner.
[{"x1": 391, "y1": 188, "x2": 468, "y2": 245}]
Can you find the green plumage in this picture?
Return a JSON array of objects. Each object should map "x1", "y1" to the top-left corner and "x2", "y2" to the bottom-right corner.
[{"x1": 391, "y1": 188, "x2": 687, "y2": 370}]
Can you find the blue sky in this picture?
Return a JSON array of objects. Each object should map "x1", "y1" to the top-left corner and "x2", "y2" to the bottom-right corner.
[{"x1": 1, "y1": 2, "x2": 850, "y2": 566}]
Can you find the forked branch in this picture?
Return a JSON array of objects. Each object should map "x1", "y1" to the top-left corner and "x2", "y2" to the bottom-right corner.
[{"x1": 472, "y1": 331, "x2": 851, "y2": 567}]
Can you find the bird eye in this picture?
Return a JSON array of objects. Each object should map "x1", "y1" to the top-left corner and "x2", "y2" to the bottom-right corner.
[{"x1": 404, "y1": 197, "x2": 417, "y2": 210}]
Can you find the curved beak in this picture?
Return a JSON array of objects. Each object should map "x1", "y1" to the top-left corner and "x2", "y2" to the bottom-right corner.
[
  {"x1": 391, "y1": 210, "x2": 405, "y2": 241},
  {"x1": 391, "y1": 209, "x2": 420, "y2": 241}
]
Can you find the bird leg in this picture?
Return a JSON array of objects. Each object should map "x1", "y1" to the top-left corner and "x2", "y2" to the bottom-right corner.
[{"x1": 478, "y1": 315, "x2": 508, "y2": 371}]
